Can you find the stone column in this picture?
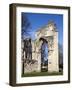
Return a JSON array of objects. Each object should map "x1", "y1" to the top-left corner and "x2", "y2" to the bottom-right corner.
[
  {"x1": 51, "y1": 32, "x2": 59, "y2": 72},
  {"x1": 37, "y1": 53, "x2": 41, "y2": 72},
  {"x1": 34, "y1": 40, "x2": 41, "y2": 72},
  {"x1": 32, "y1": 41, "x2": 35, "y2": 60},
  {"x1": 48, "y1": 32, "x2": 59, "y2": 72},
  {"x1": 47, "y1": 36, "x2": 54, "y2": 72}
]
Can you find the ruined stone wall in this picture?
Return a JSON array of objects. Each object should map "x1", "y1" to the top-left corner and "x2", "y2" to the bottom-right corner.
[
  {"x1": 23, "y1": 22, "x2": 59, "y2": 73},
  {"x1": 24, "y1": 60, "x2": 38, "y2": 73},
  {"x1": 48, "y1": 32, "x2": 59, "y2": 72},
  {"x1": 34, "y1": 30, "x2": 59, "y2": 72}
]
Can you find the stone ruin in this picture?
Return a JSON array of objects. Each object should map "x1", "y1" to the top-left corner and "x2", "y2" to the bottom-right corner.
[{"x1": 22, "y1": 21, "x2": 59, "y2": 73}]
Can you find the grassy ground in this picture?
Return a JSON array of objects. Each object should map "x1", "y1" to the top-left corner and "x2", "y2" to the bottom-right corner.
[{"x1": 22, "y1": 71, "x2": 63, "y2": 77}]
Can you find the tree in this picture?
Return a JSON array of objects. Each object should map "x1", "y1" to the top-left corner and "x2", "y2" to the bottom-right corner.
[
  {"x1": 58, "y1": 43, "x2": 63, "y2": 72},
  {"x1": 21, "y1": 13, "x2": 31, "y2": 75},
  {"x1": 21, "y1": 13, "x2": 31, "y2": 39}
]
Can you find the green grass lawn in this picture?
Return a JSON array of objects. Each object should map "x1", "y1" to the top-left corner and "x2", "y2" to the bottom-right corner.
[{"x1": 22, "y1": 71, "x2": 63, "y2": 77}]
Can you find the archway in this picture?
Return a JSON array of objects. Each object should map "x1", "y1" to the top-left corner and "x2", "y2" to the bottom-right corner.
[{"x1": 39, "y1": 37, "x2": 48, "y2": 72}]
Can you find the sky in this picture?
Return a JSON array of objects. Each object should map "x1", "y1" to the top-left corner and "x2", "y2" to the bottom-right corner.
[{"x1": 21, "y1": 12, "x2": 63, "y2": 45}]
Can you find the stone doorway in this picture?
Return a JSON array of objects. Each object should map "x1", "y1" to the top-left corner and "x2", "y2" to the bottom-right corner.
[{"x1": 39, "y1": 37, "x2": 48, "y2": 72}]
